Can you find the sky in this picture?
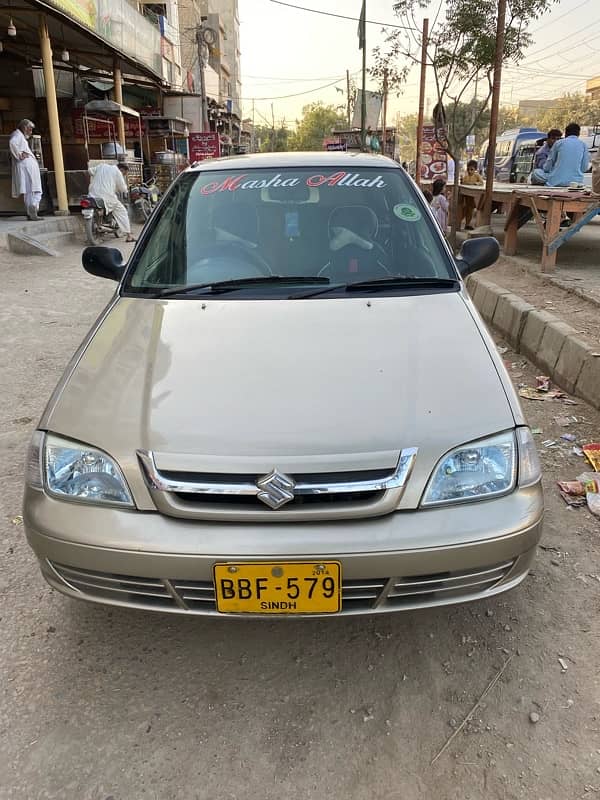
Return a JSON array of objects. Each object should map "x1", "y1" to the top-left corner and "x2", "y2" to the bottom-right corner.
[{"x1": 237, "y1": 0, "x2": 600, "y2": 129}]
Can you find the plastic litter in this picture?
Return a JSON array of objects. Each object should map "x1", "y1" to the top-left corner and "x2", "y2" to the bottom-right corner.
[
  {"x1": 519, "y1": 387, "x2": 566, "y2": 402},
  {"x1": 536, "y1": 375, "x2": 550, "y2": 392},
  {"x1": 561, "y1": 433, "x2": 577, "y2": 442},
  {"x1": 582, "y1": 443, "x2": 600, "y2": 472}
]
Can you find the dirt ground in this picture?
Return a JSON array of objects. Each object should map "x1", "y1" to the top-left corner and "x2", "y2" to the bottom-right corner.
[{"x1": 1, "y1": 241, "x2": 599, "y2": 800}]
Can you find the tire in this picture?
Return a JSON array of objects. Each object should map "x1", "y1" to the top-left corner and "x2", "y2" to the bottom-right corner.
[
  {"x1": 84, "y1": 215, "x2": 99, "y2": 245},
  {"x1": 140, "y1": 199, "x2": 152, "y2": 222}
]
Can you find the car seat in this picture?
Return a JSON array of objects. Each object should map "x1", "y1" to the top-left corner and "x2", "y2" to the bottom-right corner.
[{"x1": 321, "y1": 205, "x2": 391, "y2": 282}]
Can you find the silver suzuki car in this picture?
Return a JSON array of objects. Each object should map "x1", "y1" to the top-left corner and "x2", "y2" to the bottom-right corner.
[{"x1": 23, "y1": 152, "x2": 543, "y2": 617}]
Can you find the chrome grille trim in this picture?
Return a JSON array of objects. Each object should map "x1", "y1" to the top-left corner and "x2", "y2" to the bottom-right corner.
[
  {"x1": 137, "y1": 448, "x2": 418, "y2": 521},
  {"x1": 386, "y1": 561, "x2": 514, "y2": 601},
  {"x1": 137, "y1": 448, "x2": 418, "y2": 497},
  {"x1": 48, "y1": 559, "x2": 516, "y2": 615}
]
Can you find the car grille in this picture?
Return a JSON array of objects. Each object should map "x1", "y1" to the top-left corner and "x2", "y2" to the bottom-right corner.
[
  {"x1": 48, "y1": 560, "x2": 515, "y2": 615},
  {"x1": 137, "y1": 449, "x2": 419, "y2": 522}
]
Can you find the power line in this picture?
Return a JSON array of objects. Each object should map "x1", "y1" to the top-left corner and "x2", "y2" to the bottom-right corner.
[
  {"x1": 239, "y1": 71, "x2": 361, "y2": 101},
  {"x1": 529, "y1": 0, "x2": 593, "y2": 35},
  {"x1": 268, "y1": 0, "x2": 419, "y2": 31}
]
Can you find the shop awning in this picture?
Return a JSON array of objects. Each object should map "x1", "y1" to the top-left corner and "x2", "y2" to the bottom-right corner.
[
  {"x1": 85, "y1": 100, "x2": 141, "y2": 119},
  {"x1": 0, "y1": 0, "x2": 164, "y2": 84}
]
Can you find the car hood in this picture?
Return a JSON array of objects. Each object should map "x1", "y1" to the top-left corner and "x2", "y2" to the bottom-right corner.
[{"x1": 45, "y1": 293, "x2": 516, "y2": 508}]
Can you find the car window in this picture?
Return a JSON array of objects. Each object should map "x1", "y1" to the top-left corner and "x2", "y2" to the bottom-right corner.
[{"x1": 125, "y1": 166, "x2": 455, "y2": 296}]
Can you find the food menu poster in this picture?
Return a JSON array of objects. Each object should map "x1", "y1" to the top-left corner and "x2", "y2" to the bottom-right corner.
[{"x1": 421, "y1": 125, "x2": 448, "y2": 180}]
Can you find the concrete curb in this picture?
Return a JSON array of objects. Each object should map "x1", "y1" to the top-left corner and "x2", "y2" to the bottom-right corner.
[{"x1": 467, "y1": 274, "x2": 600, "y2": 411}]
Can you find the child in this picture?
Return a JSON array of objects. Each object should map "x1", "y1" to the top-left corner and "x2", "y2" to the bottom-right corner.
[
  {"x1": 460, "y1": 159, "x2": 483, "y2": 230},
  {"x1": 431, "y1": 179, "x2": 449, "y2": 233}
]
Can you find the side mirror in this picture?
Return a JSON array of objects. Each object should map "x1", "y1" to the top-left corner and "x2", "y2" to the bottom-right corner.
[
  {"x1": 82, "y1": 247, "x2": 125, "y2": 282},
  {"x1": 455, "y1": 237, "x2": 499, "y2": 278}
]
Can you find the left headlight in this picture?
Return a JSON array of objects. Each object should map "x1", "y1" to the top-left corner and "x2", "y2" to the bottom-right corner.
[
  {"x1": 422, "y1": 431, "x2": 517, "y2": 507},
  {"x1": 40, "y1": 433, "x2": 134, "y2": 508}
]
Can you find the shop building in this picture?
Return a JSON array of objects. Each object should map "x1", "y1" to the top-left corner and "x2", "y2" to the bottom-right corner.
[{"x1": 0, "y1": 0, "x2": 208, "y2": 214}]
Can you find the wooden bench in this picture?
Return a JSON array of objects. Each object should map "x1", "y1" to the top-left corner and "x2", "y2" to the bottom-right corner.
[{"x1": 458, "y1": 184, "x2": 600, "y2": 272}]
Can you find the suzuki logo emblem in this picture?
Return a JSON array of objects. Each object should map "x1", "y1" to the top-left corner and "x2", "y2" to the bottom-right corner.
[{"x1": 256, "y1": 469, "x2": 296, "y2": 509}]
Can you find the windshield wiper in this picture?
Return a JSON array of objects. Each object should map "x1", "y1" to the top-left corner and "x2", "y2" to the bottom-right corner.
[
  {"x1": 292, "y1": 276, "x2": 459, "y2": 299},
  {"x1": 344, "y1": 276, "x2": 459, "y2": 292},
  {"x1": 151, "y1": 275, "x2": 330, "y2": 298}
]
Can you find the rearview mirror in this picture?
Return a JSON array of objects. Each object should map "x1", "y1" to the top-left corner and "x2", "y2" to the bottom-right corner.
[
  {"x1": 455, "y1": 237, "x2": 499, "y2": 278},
  {"x1": 82, "y1": 247, "x2": 125, "y2": 282}
]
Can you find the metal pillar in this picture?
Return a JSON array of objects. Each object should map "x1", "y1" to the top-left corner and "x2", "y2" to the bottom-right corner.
[
  {"x1": 39, "y1": 17, "x2": 68, "y2": 214},
  {"x1": 113, "y1": 59, "x2": 126, "y2": 150}
]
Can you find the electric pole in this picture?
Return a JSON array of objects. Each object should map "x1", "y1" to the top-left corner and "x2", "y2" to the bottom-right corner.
[
  {"x1": 196, "y1": 24, "x2": 209, "y2": 131},
  {"x1": 382, "y1": 68, "x2": 388, "y2": 157},
  {"x1": 359, "y1": 0, "x2": 367, "y2": 151},
  {"x1": 480, "y1": 0, "x2": 507, "y2": 229},
  {"x1": 415, "y1": 17, "x2": 429, "y2": 187},
  {"x1": 346, "y1": 69, "x2": 351, "y2": 127}
]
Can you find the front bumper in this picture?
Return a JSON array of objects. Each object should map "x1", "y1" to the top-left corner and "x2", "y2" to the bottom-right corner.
[{"x1": 24, "y1": 483, "x2": 544, "y2": 616}]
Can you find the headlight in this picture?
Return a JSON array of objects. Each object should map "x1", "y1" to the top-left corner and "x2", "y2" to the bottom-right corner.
[
  {"x1": 422, "y1": 431, "x2": 517, "y2": 506},
  {"x1": 42, "y1": 433, "x2": 134, "y2": 507}
]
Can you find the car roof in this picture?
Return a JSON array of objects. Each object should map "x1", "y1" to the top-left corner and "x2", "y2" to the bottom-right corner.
[{"x1": 187, "y1": 151, "x2": 400, "y2": 173}]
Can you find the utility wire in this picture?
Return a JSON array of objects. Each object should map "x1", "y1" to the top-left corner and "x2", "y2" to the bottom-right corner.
[
  {"x1": 268, "y1": 0, "x2": 419, "y2": 31},
  {"x1": 240, "y1": 71, "x2": 360, "y2": 101}
]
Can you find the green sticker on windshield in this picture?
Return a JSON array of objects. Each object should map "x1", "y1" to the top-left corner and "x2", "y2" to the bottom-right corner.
[{"x1": 394, "y1": 204, "x2": 421, "y2": 222}]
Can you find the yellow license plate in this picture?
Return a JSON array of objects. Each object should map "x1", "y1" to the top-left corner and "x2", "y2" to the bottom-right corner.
[{"x1": 213, "y1": 561, "x2": 341, "y2": 614}]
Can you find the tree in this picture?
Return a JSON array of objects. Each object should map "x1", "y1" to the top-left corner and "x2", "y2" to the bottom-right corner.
[
  {"x1": 288, "y1": 103, "x2": 347, "y2": 152},
  {"x1": 396, "y1": 113, "x2": 418, "y2": 164},
  {"x1": 538, "y1": 93, "x2": 600, "y2": 133},
  {"x1": 378, "y1": 0, "x2": 559, "y2": 245},
  {"x1": 255, "y1": 124, "x2": 290, "y2": 153}
]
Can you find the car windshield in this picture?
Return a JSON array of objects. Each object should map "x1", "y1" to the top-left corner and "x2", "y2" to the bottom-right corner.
[{"x1": 123, "y1": 165, "x2": 456, "y2": 297}]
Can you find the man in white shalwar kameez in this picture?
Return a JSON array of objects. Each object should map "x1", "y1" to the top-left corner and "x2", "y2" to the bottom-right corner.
[
  {"x1": 88, "y1": 161, "x2": 135, "y2": 242},
  {"x1": 10, "y1": 119, "x2": 43, "y2": 220}
]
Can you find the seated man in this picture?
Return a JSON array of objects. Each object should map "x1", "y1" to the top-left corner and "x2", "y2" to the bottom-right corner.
[
  {"x1": 531, "y1": 122, "x2": 589, "y2": 187},
  {"x1": 534, "y1": 128, "x2": 562, "y2": 171},
  {"x1": 88, "y1": 161, "x2": 135, "y2": 242}
]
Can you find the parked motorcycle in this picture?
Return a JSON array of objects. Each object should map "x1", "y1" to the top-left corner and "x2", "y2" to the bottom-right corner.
[
  {"x1": 80, "y1": 195, "x2": 121, "y2": 246},
  {"x1": 129, "y1": 175, "x2": 160, "y2": 223}
]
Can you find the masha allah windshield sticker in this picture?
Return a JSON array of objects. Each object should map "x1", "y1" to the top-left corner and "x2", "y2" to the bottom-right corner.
[
  {"x1": 200, "y1": 172, "x2": 387, "y2": 195},
  {"x1": 393, "y1": 204, "x2": 422, "y2": 222}
]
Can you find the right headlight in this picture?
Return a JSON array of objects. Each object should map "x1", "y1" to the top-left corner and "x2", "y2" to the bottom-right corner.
[
  {"x1": 422, "y1": 428, "x2": 540, "y2": 507},
  {"x1": 27, "y1": 432, "x2": 134, "y2": 508}
]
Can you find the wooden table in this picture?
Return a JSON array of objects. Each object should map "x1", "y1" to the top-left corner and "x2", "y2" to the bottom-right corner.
[{"x1": 458, "y1": 184, "x2": 600, "y2": 272}]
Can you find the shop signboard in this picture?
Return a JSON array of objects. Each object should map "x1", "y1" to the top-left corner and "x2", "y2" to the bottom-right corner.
[
  {"x1": 45, "y1": 0, "x2": 161, "y2": 77},
  {"x1": 72, "y1": 108, "x2": 144, "y2": 140},
  {"x1": 421, "y1": 124, "x2": 448, "y2": 181},
  {"x1": 189, "y1": 132, "x2": 220, "y2": 161},
  {"x1": 47, "y1": 0, "x2": 97, "y2": 29},
  {"x1": 351, "y1": 90, "x2": 382, "y2": 130},
  {"x1": 324, "y1": 140, "x2": 347, "y2": 151}
]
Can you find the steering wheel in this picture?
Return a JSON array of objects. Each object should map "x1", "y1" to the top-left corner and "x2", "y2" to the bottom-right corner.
[
  {"x1": 189, "y1": 242, "x2": 272, "y2": 278},
  {"x1": 318, "y1": 242, "x2": 392, "y2": 281}
]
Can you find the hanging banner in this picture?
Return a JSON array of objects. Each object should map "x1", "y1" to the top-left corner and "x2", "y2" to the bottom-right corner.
[
  {"x1": 189, "y1": 131, "x2": 220, "y2": 161},
  {"x1": 421, "y1": 124, "x2": 448, "y2": 181},
  {"x1": 351, "y1": 90, "x2": 382, "y2": 130}
]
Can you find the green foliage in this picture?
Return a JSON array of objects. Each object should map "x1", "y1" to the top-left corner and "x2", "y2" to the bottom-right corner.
[
  {"x1": 538, "y1": 93, "x2": 600, "y2": 133},
  {"x1": 255, "y1": 124, "x2": 290, "y2": 153},
  {"x1": 381, "y1": 0, "x2": 558, "y2": 156},
  {"x1": 288, "y1": 103, "x2": 347, "y2": 152},
  {"x1": 396, "y1": 113, "x2": 418, "y2": 163}
]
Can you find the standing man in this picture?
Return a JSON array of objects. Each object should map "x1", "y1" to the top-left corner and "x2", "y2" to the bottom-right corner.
[
  {"x1": 531, "y1": 123, "x2": 589, "y2": 187},
  {"x1": 88, "y1": 160, "x2": 135, "y2": 242},
  {"x1": 10, "y1": 119, "x2": 42, "y2": 220}
]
